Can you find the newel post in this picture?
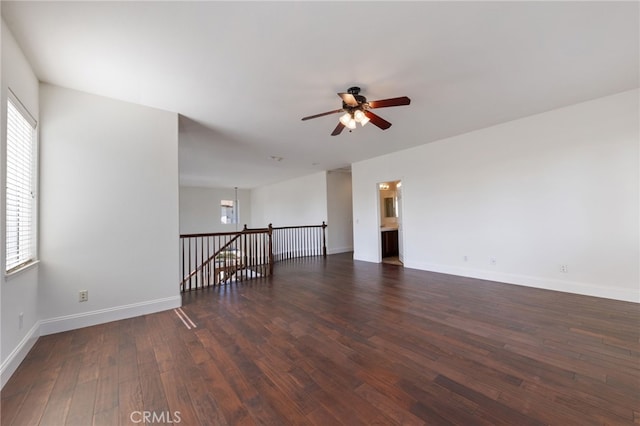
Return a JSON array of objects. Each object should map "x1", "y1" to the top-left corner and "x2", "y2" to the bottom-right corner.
[
  {"x1": 268, "y1": 223, "x2": 274, "y2": 275},
  {"x1": 242, "y1": 227, "x2": 248, "y2": 266},
  {"x1": 322, "y1": 221, "x2": 327, "y2": 258}
]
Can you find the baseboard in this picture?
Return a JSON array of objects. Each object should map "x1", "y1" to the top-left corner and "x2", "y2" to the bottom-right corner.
[
  {"x1": 1, "y1": 321, "x2": 40, "y2": 389},
  {"x1": 353, "y1": 252, "x2": 379, "y2": 263},
  {"x1": 39, "y1": 295, "x2": 182, "y2": 336},
  {"x1": 405, "y1": 261, "x2": 639, "y2": 303},
  {"x1": 1, "y1": 296, "x2": 181, "y2": 390},
  {"x1": 327, "y1": 246, "x2": 353, "y2": 255}
]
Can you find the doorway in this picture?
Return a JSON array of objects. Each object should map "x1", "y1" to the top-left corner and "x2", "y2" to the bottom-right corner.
[{"x1": 378, "y1": 180, "x2": 403, "y2": 266}]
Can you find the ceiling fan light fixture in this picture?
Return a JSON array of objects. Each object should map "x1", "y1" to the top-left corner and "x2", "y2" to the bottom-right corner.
[{"x1": 301, "y1": 87, "x2": 410, "y2": 135}]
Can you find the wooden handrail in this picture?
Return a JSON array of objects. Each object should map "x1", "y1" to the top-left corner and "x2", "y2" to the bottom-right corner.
[
  {"x1": 271, "y1": 224, "x2": 326, "y2": 230},
  {"x1": 181, "y1": 229, "x2": 269, "y2": 238},
  {"x1": 180, "y1": 222, "x2": 326, "y2": 291}
]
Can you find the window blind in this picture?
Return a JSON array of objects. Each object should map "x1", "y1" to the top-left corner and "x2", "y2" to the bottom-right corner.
[{"x1": 6, "y1": 96, "x2": 37, "y2": 272}]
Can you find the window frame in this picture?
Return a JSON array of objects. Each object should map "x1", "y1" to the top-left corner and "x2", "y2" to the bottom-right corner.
[
  {"x1": 5, "y1": 89, "x2": 39, "y2": 275},
  {"x1": 220, "y1": 199, "x2": 237, "y2": 225}
]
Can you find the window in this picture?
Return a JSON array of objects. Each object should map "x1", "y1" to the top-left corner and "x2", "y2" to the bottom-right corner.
[
  {"x1": 220, "y1": 199, "x2": 237, "y2": 224},
  {"x1": 6, "y1": 93, "x2": 37, "y2": 273}
]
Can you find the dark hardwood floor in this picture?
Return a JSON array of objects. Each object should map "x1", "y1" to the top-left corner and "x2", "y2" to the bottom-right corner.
[{"x1": 2, "y1": 253, "x2": 639, "y2": 425}]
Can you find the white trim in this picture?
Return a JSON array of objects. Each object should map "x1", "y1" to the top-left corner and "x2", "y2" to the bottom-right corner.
[
  {"x1": 39, "y1": 296, "x2": 182, "y2": 335},
  {"x1": 4, "y1": 259, "x2": 39, "y2": 281},
  {"x1": 5, "y1": 93, "x2": 39, "y2": 273},
  {"x1": 353, "y1": 252, "x2": 379, "y2": 263},
  {"x1": 404, "y1": 260, "x2": 640, "y2": 303},
  {"x1": 7, "y1": 88, "x2": 37, "y2": 127},
  {"x1": 1, "y1": 321, "x2": 40, "y2": 389},
  {"x1": 327, "y1": 246, "x2": 353, "y2": 255}
]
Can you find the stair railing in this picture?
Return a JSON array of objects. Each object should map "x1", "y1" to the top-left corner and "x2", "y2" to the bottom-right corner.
[
  {"x1": 270, "y1": 222, "x2": 327, "y2": 262},
  {"x1": 180, "y1": 222, "x2": 327, "y2": 292},
  {"x1": 180, "y1": 227, "x2": 271, "y2": 292}
]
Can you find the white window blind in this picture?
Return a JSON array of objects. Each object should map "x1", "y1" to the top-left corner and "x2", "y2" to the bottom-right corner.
[{"x1": 6, "y1": 95, "x2": 37, "y2": 272}]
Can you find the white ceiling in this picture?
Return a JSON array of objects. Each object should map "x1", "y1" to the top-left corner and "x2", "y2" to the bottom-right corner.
[{"x1": 2, "y1": 1, "x2": 638, "y2": 189}]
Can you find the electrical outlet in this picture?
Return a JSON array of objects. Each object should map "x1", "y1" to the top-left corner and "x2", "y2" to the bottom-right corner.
[
  {"x1": 490, "y1": 257, "x2": 497, "y2": 266},
  {"x1": 560, "y1": 264, "x2": 568, "y2": 273},
  {"x1": 79, "y1": 290, "x2": 88, "y2": 302},
  {"x1": 19, "y1": 312, "x2": 23, "y2": 329}
]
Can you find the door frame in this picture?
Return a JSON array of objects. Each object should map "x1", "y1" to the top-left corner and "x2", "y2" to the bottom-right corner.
[{"x1": 377, "y1": 179, "x2": 403, "y2": 264}]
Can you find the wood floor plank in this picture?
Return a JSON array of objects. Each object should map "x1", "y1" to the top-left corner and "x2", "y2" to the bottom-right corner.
[
  {"x1": 7, "y1": 377, "x2": 56, "y2": 426},
  {"x1": 307, "y1": 363, "x2": 399, "y2": 425},
  {"x1": 66, "y1": 378, "x2": 98, "y2": 426},
  {"x1": 1, "y1": 253, "x2": 638, "y2": 425},
  {"x1": 398, "y1": 377, "x2": 482, "y2": 425},
  {"x1": 92, "y1": 373, "x2": 118, "y2": 419},
  {"x1": 116, "y1": 377, "x2": 143, "y2": 426},
  {"x1": 354, "y1": 382, "x2": 425, "y2": 426},
  {"x1": 0, "y1": 390, "x2": 27, "y2": 426},
  {"x1": 138, "y1": 362, "x2": 170, "y2": 416},
  {"x1": 182, "y1": 366, "x2": 230, "y2": 426},
  {"x1": 304, "y1": 403, "x2": 343, "y2": 426},
  {"x1": 92, "y1": 406, "x2": 118, "y2": 426},
  {"x1": 434, "y1": 374, "x2": 545, "y2": 426},
  {"x1": 159, "y1": 369, "x2": 200, "y2": 426},
  {"x1": 38, "y1": 354, "x2": 82, "y2": 425},
  {"x1": 199, "y1": 360, "x2": 255, "y2": 425}
]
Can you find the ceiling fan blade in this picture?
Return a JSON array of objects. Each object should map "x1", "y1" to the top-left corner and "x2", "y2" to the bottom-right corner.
[
  {"x1": 301, "y1": 109, "x2": 344, "y2": 121},
  {"x1": 338, "y1": 92, "x2": 358, "y2": 107},
  {"x1": 368, "y1": 96, "x2": 411, "y2": 109},
  {"x1": 364, "y1": 111, "x2": 392, "y2": 130},
  {"x1": 331, "y1": 122, "x2": 346, "y2": 136}
]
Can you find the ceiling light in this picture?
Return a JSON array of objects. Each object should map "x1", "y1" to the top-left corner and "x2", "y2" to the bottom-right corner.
[{"x1": 338, "y1": 109, "x2": 368, "y2": 131}]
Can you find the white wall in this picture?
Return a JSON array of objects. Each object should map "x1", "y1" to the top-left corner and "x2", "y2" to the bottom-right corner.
[
  {"x1": 326, "y1": 170, "x2": 353, "y2": 254},
  {"x1": 38, "y1": 84, "x2": 181, "y2": 334},
  {"x1": 1, "y1": 19, "x2": 41, "y2": 388},
  {"x1": 179, "y1": 186, "x2": 251, "y2": 234},
  {"x1": 251, "y1": 171, "x2": 328, "y2": 227},
  {"x1": 353, "y1": 89, "x2": 639, "y2": 302},
  {"x1": 184, "y1": 171, "x2": 354, "y2": 255}
]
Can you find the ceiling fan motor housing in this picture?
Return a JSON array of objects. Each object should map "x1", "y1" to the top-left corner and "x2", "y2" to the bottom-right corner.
[
  {"x1": 347, "y1": 86, "x2": 368, "y2": 106},
  {"x1": 343, "y1": 101, "x2": 367, "y2": 110}
]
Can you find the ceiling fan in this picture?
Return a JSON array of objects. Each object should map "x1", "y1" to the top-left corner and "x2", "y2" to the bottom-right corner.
[{"x1": 301, "y1": 86, "x2": 411, "y2": 136}]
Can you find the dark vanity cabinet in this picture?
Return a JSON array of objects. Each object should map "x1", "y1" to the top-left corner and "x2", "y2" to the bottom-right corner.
[{"x1": 381, "y1": 229, "x2": 399, "y2": 257}]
